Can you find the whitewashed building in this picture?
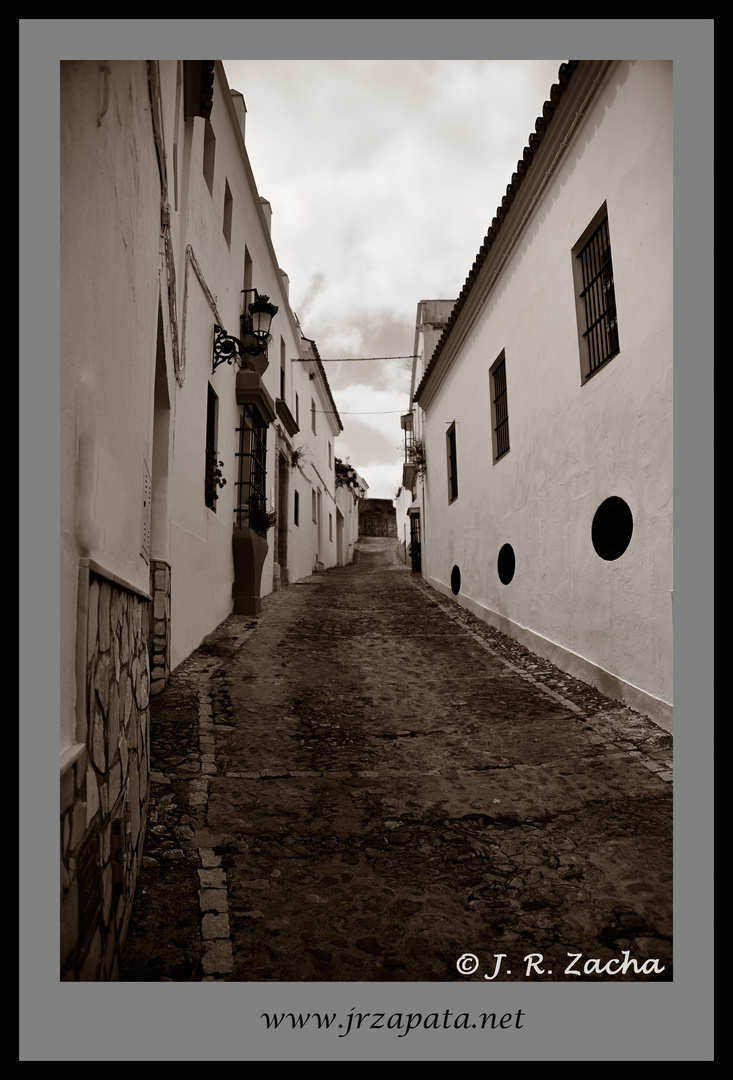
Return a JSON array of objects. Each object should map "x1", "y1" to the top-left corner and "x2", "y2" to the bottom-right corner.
[
  {"x1": 409, "y1": 61, "x2": 673, "y2": 731},
  {"x1": 60, "y1": 60, "x2": 346, "y2": 979},
  {"x1": 335, "y1": 460, "x2": 368, "y2": 567},
  {"x1": 396, "y1": 299, "x2": 455, "y2": 570}
]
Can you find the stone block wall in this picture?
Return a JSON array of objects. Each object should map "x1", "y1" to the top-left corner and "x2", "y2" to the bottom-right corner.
[
  {"x1": 358, "y1": 498, "x2": 398, "y2": 538},
  {"x1": 60, "y1": 570, "x2": 151, "y2": 980},
  {"x1": 150, "y1": 560, "x2": 171, "y2": 696}
]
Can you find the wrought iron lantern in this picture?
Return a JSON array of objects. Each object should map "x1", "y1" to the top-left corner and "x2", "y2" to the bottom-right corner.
[
  {"x1": 243, "y1": 290, "x2": 278, "y2": 343},
  {"x1": 212, "y1": 290, "x2": 279, "y2": 374}
]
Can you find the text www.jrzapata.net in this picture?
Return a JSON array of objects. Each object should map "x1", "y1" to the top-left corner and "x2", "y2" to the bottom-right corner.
[{"x1": 261, "y1": 1008, "x2": 526, "y2": 1039}]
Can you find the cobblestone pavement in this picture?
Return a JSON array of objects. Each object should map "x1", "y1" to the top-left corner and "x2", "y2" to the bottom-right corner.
[{"x1": 120, "y1": 538, "x2": 673, "y2": 983}]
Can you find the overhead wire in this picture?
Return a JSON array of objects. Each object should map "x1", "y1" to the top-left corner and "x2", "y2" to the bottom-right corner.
[{"x1": 292, "y1": 355, "x2": 418, "y2": 363}]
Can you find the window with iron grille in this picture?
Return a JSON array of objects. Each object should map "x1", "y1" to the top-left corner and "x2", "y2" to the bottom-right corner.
[
  {"x1": 574, "y1": 206, "x2": 620, "y2": 380},
  {"x1": 446, "y1": 422, "x2": 458, "y2": 503},
  {"x1": 204, "y1": 384, "x2": 219, "y2": 511},
  {"x1": 223, "y1": 179, "x2": 233, "y2": 246},
  {"x1": 490, "y1": 352, "x2": 510, "y2": 463},
  {"x1": 234, "y1": 403, "x2": 268, "y2": 534},
  {"x1": 203, "y1": 120, "x2": 216, "y2": 196},
  {"x1": 294, "y1": 489, "x2": 300, "y2": 526},
  {"x1": 409, "y1": 512, "x2": 421, "y2": 573},
  {"x1": 280, "y1": 337, "x2": 286, "y2": 400}
]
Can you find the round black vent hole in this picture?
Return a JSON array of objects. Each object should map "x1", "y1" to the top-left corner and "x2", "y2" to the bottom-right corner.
[
  {"x1": 592, "y1": 496, "x2": 633, "y2": 561},
  {"x1": 450, "y1": 565, "x2": 461, "y2": 595},
  {"x1": 498, "y1": 543, "x2": 515, "y2": 585}
]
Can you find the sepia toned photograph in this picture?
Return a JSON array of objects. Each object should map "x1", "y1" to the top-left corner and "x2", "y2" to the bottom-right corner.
[
  {"x1": 22, "y1": 18, "x2": 711, "y2": 1062},
  {"x1": 58, "y1": 54, "x2": 676, "y2": 990}
]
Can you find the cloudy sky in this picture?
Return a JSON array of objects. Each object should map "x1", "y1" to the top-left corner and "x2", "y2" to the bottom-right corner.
[{"x1": 222, "y1": 59, "x2": 563, "y2": 499}]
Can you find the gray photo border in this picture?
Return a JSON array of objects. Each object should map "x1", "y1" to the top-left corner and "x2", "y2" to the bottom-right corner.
[{"x1": 20, "y1": 18, "x2": 714, "y2": 1061}]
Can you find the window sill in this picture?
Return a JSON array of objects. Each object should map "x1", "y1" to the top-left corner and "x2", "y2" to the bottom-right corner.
[{"x1": 582, "y1": 348, "x2": 620, "y2": 384}]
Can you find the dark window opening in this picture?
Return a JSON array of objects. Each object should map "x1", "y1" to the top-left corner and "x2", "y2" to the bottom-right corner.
[
  {"x1": 204, "y1": 384, "x2": 219, "y2": 511},
  {"x1": 234, "y1": 403, "x2": 268, "y2": 535},
  {"x1": 203, "y1": 120, "x2": 216, "y2": 196},
  {"x1": 575, "y1": 210, "x2": 620, "y2": 379},
  {"x1": 223, "y1": 179, "x2": 233, "y2": 246},
  {"x1": 490, "y1": 353, "x2": 510, "y2": 462},
  {"x1": 447, "y1": 423, "x2": 458, "y2": 503},
  {"x1": 451, "y1": 565, "x2": 461, "y2": 595},
  {"x1": 294, "y1": 490, "x2": 300, "y2": 526},
  {"x1": 409, "y1": 513, "x2": 421, "y2": 573},
  {"x1": 280, "y1": 338, "x2": 286, "y2": 400}
]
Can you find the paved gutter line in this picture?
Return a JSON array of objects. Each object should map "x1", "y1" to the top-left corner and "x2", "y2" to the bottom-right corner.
[
  {"x1": 405, "y1": 573, "x2": 673, "y2": 781},
  {"x1": 189, "y1": 620, "x2": 259, "y2": 980},
  {"x1": 192, "y1": 669, "x2": 234, "y2": 980}
]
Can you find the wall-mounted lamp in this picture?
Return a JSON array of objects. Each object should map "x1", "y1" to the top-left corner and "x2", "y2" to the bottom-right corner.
[
  {"x1": 212, "y1": 291, "x2": 279, "y2": 374},
  {"x1": 242, "y1": 290, "x2": 278, "y2": 346}
]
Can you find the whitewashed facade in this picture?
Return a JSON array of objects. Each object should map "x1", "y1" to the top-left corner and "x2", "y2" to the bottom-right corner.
[
  {"x1": 411, "y1": 61, "x2": 673, "y2": 730},
  {"x1": 396, "y1": 299, "x2": 455, "y2": 570},
  {"x1": 335, "y1": 463, "x2": 368, "y2": 567},
  {"x1": 60, "y1": 60, "x2": 345, "y2": 979}
]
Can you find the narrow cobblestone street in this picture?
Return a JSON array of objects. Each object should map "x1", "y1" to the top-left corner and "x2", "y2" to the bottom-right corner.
[{"x1": 120, "y1": 538, "x2": 673, "y2": 983}]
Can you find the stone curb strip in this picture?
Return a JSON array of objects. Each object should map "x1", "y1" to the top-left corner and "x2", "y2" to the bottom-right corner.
[{"x1": 191, "y1": 623, "x2": 257, "y2": 980}]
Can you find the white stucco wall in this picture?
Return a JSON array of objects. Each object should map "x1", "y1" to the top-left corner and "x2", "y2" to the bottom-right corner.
[
  {"x1": 335, "y1": 475, "x2": 366, "y2": 566},
  {"x1": 419, "y1": 62, "x2": 673, "y2": 727},
  {"x1": 284, "y1": 354, "x2": 341, "y2": 582},
  {"x1": 160, "y1": 63, "x2": 341, "y2": 667},
  {"x1": 60, "y1": 61, "x2": 163, "y2": 750}
]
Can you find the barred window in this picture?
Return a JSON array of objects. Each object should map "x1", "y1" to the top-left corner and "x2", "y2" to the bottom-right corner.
[
  {"x1": 574, "y1": 207, "x2": 620, "y2": 380},
  {"x1": 280, "y1": 339, "x2": 286, "y2": 400},
  {"x1": 204, "y1": 384, "x2": 219, "y2": 511},
  {"x1": 203, "y1": 120, "x2": 215, "y2": 196},
  {"x1": 446, "y1": 422, "x2": 458, "y2": 503},
  {"x1": 223, "y1": 179, "x2": 233, "y2": 246},
  {"x1": 234, "y1": 403, "x2": 268, "y2": 534},
  {"x1": 490, "y1": 352, "x2": 510, "y2": 463}
]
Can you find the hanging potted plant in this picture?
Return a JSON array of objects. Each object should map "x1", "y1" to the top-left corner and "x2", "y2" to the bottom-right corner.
[
  {"x1": 205, "y1": 448, "x2": 227, "y2": 505},
  {"x1": 411, "y1": 437, "x2": 427, "y2": 479},
  {"x1": 290, "y1": 445, "x2": 308, "y2": 470}
]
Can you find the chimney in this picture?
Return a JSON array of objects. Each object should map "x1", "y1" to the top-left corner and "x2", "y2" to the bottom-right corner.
[
  {"x1": 260, "y1": 197, "x2": 272, "y2": 234},
  {"x1": 280, "y1": 270, "x2": 290, "y2": 300},
  {"x1": 230, "y1": 90, "x2": 246, "y2": 139}
]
